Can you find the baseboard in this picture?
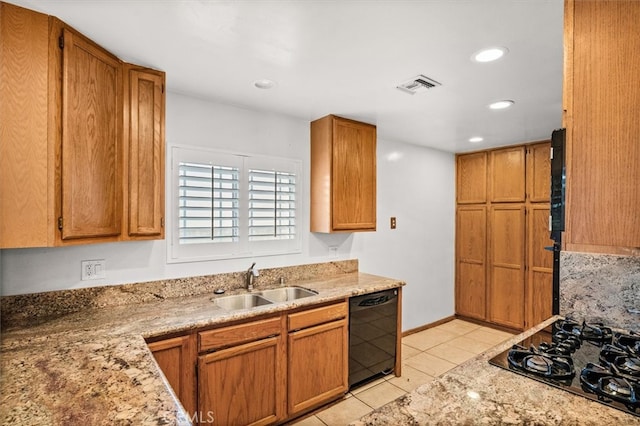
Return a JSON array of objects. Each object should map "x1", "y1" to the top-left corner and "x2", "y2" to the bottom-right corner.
[{"x1": 402, "y1": 315, "x2": 455, "y2": 337}]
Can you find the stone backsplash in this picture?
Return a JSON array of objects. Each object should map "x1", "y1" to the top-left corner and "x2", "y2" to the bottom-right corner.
[
  {"x1": 0, "y1": 259, "x2": 358, "y2": 328},
  {"x1": 560, "y1": 251, "x2": 639, "y2": 330}
]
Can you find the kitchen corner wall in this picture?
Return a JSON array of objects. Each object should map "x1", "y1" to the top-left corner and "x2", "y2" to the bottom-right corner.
[{"x1": 0, "y1": 91, "x2": 455, "y2": 331}]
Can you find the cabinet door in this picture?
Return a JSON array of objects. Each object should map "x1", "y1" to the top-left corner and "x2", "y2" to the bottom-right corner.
[
  {"x1": 565, "y1": 0, "x2": 640, "y2": 251},
  {"x1": 60, "y1": 28, "x2": 122, "y2": 240},
  {"x1": 126, "y1": 66, "x2": 165, "y2": 238},
  {"x1": 490, "y1": 147, "x2": 525, "y2": 202},
  {"x1": 525, "y1": 205, "x2": 553, "y2": 328},
  {"x1": 488, "y1": 205, "x2": 525, "y2": 329},
  {"x1": 147, "y1": 335, "x2": 196, "y2": 416},
  {"x1": 455, "y1": 206, "x2": 487, "y2": 320},
  {"x1": 331, "y1": 118, "x2": 376, "y2": 231},
  {"x1": 288, "y1": 319, "x2": 348, "y2": 416},
  {"x1": 198, "y1": 336, "x2": 286, "y2": 426},
  {"x1": 456, "y1": 152, "x2": 487, "y2": 204},
  {"x1": 527, "y1": 142, "x2": 551, "y2": 203}
]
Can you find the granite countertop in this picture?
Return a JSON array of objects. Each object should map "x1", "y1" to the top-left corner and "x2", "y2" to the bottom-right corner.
[
  {"x1": 352, "y1": 316, "x2": 640, "y2": 426},
  {"x1": 0, "y1": 271, "x2": 403, "y2": 425}
]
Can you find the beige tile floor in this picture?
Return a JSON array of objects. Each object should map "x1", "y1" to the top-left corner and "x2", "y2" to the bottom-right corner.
[{"x1": 289, "y1": 319, "x2": 515, "y2": 426}]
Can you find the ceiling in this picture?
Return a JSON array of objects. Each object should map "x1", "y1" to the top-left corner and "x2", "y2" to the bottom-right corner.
[{"x1": 11, "y1": 0, "x2": 564, "y2": 153}]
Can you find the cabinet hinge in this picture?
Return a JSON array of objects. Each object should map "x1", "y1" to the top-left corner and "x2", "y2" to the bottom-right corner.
[
  {"x1": 160, "y1": 217, "x2": 165, "y2": 228},
  {"x1": 161, "y1": 84, "x2": 165, "y2": 94},
  {"x1": 58, "y1": 35, "x2": 64, "y2": 49},
  {"x1": 57, "y1": 217, "x2": 63, "y2": 230}
]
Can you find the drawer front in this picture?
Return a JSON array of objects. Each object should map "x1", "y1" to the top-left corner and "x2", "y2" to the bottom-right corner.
[
  {"x1": 199, "y1": 316, "x2": 282, "y2": 353},
  {"x1": 288, "y1": 301, "x2": 348, "y2": 331}
]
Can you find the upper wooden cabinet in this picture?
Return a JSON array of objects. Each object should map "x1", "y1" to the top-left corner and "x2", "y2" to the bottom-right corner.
[
  {"x1": 456, "y1": 152, "x2": 487, "y2": 204},
  {"x1": 60, "y1": 27, "x2": 123, "y2": 240},
  {"x1": 527, "y1": 142, "x2": 551, "y2": 203},
  {"x1": 563, "y1": 0, "x2": 640, "y2": 254},
  {"x1": 123, "y1": 64, "x2": 165, "y2": 239},
  {"x1": 0, "y1": 2, "x2": 165, "y2": 248},
  {"x1": 490, "y1": 146, "x2": 525, "y2": 202},
  {"x1": 311, "y1": 115, "x2": 376, "y2": 233}
]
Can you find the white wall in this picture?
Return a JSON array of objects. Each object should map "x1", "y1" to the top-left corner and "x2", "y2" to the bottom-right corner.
[{"x1": 0, "y1": 92, "x2": 455, "y2": 330}]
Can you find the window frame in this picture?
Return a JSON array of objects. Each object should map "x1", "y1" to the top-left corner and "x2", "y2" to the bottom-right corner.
[{"x1": 168, "y1": 146, "x2": 302, "y2": 263}]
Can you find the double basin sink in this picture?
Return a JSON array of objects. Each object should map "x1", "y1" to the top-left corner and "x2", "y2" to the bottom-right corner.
[{"x1": 215, "y1": 286, "x2": 318, "y2": 311}]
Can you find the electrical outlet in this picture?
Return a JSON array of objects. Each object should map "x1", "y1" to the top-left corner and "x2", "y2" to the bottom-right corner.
[
  {"x1": 81, "y1": 259, "x2": 106, "y2": 280},
  {"x1": 390, "y1": 217, "x2": 397, "y2": 229}
]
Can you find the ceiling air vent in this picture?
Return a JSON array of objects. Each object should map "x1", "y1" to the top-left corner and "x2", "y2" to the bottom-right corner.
[{"x1": 396, "y1": 74, "x2": 442, "y2": 95}]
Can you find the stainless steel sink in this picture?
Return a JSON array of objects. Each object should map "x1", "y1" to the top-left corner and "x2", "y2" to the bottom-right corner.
[
  {"x1": 215, "y1": 294, "x2": 273, "y2": 311},
  {"x1": 258, "y1": 286, "x2": 318, "y2": 303}
]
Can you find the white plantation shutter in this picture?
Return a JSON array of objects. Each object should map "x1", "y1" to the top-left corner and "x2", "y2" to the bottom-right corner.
[
  {"x1": 248, "y1": 169, "x2": 296, "y2": 241},
  {"x1": 178, "y1": 163, "x2": 239, "y2": 244},
  {"x1": 170, "y1": 147, "x2": 301, "y2": 262}
]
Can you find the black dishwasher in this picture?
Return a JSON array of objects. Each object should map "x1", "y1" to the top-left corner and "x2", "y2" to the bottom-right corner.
[{"x1": 348, "y1": 289, "x2": 398, "y2": 389}]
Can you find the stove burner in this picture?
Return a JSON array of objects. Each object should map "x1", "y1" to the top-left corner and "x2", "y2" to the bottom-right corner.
[
  {"x1": 615, "y1": 332, "x2": 640, "y2": 356},
  {"x1": 507, "y1": 345, "x2": 575, "y2": 380},
  {"x1": 605, "y1": 378, "x2": 632, "y2": 397},
  {"x1": 526, "y1": 355, "x2": 554, "y2": 373},
  {"x1": 600, "y1": 344, "x2": 640, "y2": 380},
  {"x1": 551, "y1": 331, "x2": 581, "y2": 353},
  {"x1": 580, "y1": 321, "x2": 613, "y2": 346},
  {"x1": 581, "y1": 363, "x2": 640, "y2": 410}
]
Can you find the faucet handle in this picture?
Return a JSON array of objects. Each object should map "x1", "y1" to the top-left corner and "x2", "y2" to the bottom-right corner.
[{"x1": 252, "y1": 267, "x2": 260, "y2": 277}]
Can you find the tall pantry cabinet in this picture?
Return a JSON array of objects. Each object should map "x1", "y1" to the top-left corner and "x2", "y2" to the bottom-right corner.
[
  {"x1": 455, "y1": 142, "x2": 553, "y2": 330},
  {"x1": 0, "y1": 2, "x2": 165, "y2": 248}
]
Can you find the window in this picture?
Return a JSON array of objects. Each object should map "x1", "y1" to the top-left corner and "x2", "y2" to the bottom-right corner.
[{"x1": 170, "y1": 147, "x2": 301, "y2": 262}]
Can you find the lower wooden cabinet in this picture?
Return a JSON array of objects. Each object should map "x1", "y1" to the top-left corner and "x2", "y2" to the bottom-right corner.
[
  {"x1": 525, "y1": 205, "x2": 554, "y2": 328},
  {"x1": 149, "y1": 300, "x2": 352, "y2": 425},
  {"x1": 147, "y1": 335, "x2": 196, "y2": 416},
  {"x1": 198, "y1": 335, "x2": 287, "y2": 425},
  {"x1": 455, "y1": 205, "x2": 487, "y2": 320},
  {"x1": 488, "y1": 205, "x2": 526, "y2": 329},
  {"x1": 287, "y1": 303, "x2": 348, "y2": 416}
]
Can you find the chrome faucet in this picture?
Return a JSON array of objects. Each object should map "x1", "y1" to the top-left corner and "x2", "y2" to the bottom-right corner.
[{"x1": 246, "y1": 262, "x2": 259, "y2": 291}]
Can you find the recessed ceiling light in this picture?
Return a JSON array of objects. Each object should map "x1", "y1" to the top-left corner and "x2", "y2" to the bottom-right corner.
[
  {"x1": 472, "y1": 47, "x2": 508, "y2": 63},
  {"x1": 253, "y1": 79, "x2": 276, "y2": 89},
  {"x1": 469, "y1": 137, "x2": 484, "y2": 143},
  {"x1": 489, "y1": 100, "x2": 515, "y2": 110}
]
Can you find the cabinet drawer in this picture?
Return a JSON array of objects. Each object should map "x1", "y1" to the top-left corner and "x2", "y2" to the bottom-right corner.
[
  {"x1": 199, "y1": 316, "x2": 282, "y2": 353},
  {"x1": 288, "y1": 301, "x2": 348, "y2": 332}
]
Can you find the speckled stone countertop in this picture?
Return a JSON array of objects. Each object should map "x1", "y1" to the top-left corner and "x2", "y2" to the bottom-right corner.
[
  {"x1": 352, "y1": 316, "x2": 640, "y2": 426},
  {"x1": 0, "y1": 271, "x2": 403, "y2": 425}
]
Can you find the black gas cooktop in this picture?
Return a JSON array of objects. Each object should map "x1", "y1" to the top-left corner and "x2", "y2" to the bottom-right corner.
[{"x1": 489, "y1": 318, "x2": 640, "y2": 418}]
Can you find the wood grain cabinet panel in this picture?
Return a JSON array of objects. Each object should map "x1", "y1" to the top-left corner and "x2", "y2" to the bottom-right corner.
[
  {"x1": 147, "y1": 335, "x2": 196, "y2": 417},
  {"x1": 198, "y1": 336, "x2": 286, "y2": 426},
  {"x1": 527, "y1": 142, "x2": 551, "y2": 203},
  {"x1": 455, "y1": 206, "x2": 487, "y2": 320},
  {"x1": 311, "y1": 115, "x2": 376, "y2": 233},
  {"x1": 288, "y1": 318, "x2": 348, "y2": 416},
  {"x1": 564, "y1": 0, "x2": 640, "y2": 253},
  {"x1": 60, "y1": 27, "x2": 122, "y2": 240},
  {"x1": 488, "y1": 205, "x2": 525, "y2": 329},
  {"x1": 490, "y1": 146, "x2": 525, "y2": 202},
  {"x1": 124, "y1": 65, "x2": 165, "y2": 239},
  {"x1": 526, "y1": 205, "x2": 553, "y2": 329},
  {"x1": 456, "y1": 152, "x2": 487, "y2": 204},
  {"x1": 0, "y1": 2, "x2": 51, "y2": 247}
]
